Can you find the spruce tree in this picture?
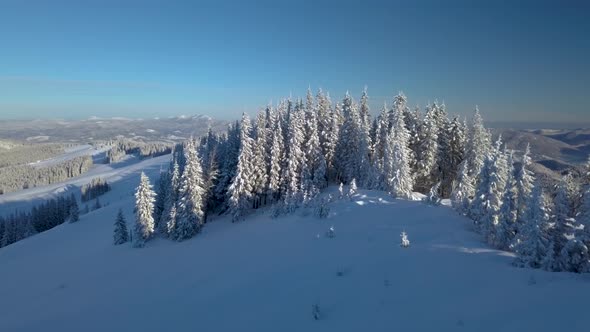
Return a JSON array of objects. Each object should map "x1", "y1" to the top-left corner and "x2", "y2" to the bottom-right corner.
[
  {"x1": 268, "y1": 109, "x2": 285, "y2": 202},
  {"x1": 384, "y1": 95, "x2": 414, "y2": 199},
  {"x1": 513, "y1": 181, "x2": 551, "y2": 269},
  {"x1": 175, "y1": 138, "x2": 206, "y2": 239},
  {"x1": 495, "y1": 151, "x2": 518, "y2": 250},
  {"x1": 228, "y1": 113, "x2": 256, "y2": 222},
  {"x1": 133, "y1": 172, "x2": 156, "y2": 248},
  {"x1": 515, "y1": 143, "x2": 535, "y2": 229},
  {"x1": 113, "y1": 208, "x2": 129, "y2": 245},
  {"x1": 415, "y1": 104, "x2": 439, "y2": 192},
  {"x1": 464, "y1": 107, "x2": 492, "y2": 182},
  {"x1": 451, "y1": 160, "x2": 474, "y2": 214},
  {"x1": 69, "y1": 194, "x2": 80, "y2": 223}
]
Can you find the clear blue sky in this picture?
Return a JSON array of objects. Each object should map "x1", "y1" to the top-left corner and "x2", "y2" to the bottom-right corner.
[{"x1": 0, "y1": 0, "x2": 588, "y2": 123}]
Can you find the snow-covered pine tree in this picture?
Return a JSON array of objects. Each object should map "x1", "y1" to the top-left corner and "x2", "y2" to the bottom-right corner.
[
  {"x1": 252, "y1": 113, "x2": 269, "y2": 209},
  {"x1": 283, "y1": 102, "x2": 307, "y2": 210},
  {"x1": 69, "y1": 194, "x2": 79, "y2": 223},
  {"x1": 303, "y1": 93, "x2": 327, "y2": 190},
  {"x1": 334, "y1": 92, "x2": 367, "y2": 184},
  {"x1": 228, "y1": 113, "x2": 256, "y2": 222},
  {"x1": 495, "y1": 150, "x2": 518, "y2": 250},
  {"x1": 384, "y1": 96, "x2": 415, "y2": 199},
  {"x1": 113, "y1": 208, "x2": 129, "y2": 245},
  {"x1": 325, "y1": 100, "x2": 341, "y2": 181},
  {"x1": 400, "y1": 231, "x2": 410, "y2": 248},
  {"x1": 175, "y1": 138, "x2": 206, "y2": 240},
  {"x1": 348, "y1": 178, "x2": 358, "y2": 199},
  {"x1": 432, "y1": 103, "x2": 454, "y2": 197},
  {"x1": 414, "y1": 103, "x2": 439, "y2": 192},
  {"x1": 469, "y1": 155, "x2": 493, "y2": 223},
  {"x1": 133, "y1": 172, "x2": 156, "y2": 248},
  {"x1": 442, "y1": 115, "x2": 466, "y2": 198},
  {"x1": 544, "y1": 175, "x2": 576, "y2": 271},
  {"x1": 479, "y1": 136, "x2": 509, "y2": 243},
  {"x1": 513, "y1": 181, "x2": 551, "y2": 269},
  {"x1": 565, "y1": 185, "x2": 590, "y2": 272},
  {"x1": 268, "y1": 109, "x2": 285, "y2": 202},
  {"x1": 402, "y1": 104, "x2": 421, "y2": 176},
  {"x1": 159, "y1": 160, "x2": 180, "y2": 236},
  {"x1": 359, "y1": 87, "x2": 373, "y2": 157},
  {"x1": 463, "y1": 107, "x2": 492, "y2": 200},
  {"x1": 423, "y1": 182, "x2": 442, "y2": 205},
  {"x1": 515, "y1": 143, "x2": 535, "y2": 230},
  {"x1": 450, "y1": 160, "x2": 474, "y2": 214},
  {"x1": 371, "y1": 104, "x2": 389, "y2": 181}
]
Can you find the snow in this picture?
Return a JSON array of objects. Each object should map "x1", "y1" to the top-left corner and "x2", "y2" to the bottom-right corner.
[
  {"x1": 27, "y1": 144, "x2": 108, "y2": 168},
  {"x1": 1, "y1": 183, "x2": 589, "y2": 331},
  {"x1": 0, "y1": 154, "x2": 171, "y2": 216}
]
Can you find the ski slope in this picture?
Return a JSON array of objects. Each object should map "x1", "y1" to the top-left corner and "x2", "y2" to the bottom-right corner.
[{"x1": 0, "y1": 179, "x2": 589, "y2": 331}]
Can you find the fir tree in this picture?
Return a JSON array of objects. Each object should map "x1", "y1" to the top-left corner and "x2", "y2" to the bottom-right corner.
[
  {"x1": 69, "y1": 194, "x2": 79, "y2": 223},
  {"x1": 384, "y1": 95, "x2": 414, "y2": 199},
  {"x1": 133, "y1": 172, "x2": 156, "y2": 248},
  {"x1": 113, "y1": 209, "x2": 129, "y2": 245},
  {"x1": 513, "y1": 182, "x2": 551, "y2": 269},
  {"x1": 415, "y1": 103, "x2": 439, "y2": 192},
  {"x1": 228, "y1": 113, "x2": 256, "y2": 222},
  {"x1": 495, "y1": 151, "x2": 518, "y2": 250},
  {"x1": 515, "y1": 143, "x2": 534, "y2": 228},
  {"x1": 175, "y1": 138, "x2": 206, "y2": 239}
]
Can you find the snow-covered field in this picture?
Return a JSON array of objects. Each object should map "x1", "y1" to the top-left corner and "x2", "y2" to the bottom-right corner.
[{"x1": 0, "y1": 166, "x2": 588, "y2": 331}]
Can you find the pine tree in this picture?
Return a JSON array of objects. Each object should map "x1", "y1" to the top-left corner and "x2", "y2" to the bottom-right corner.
[
  {"x1": 160, "y1": 160, "x2": 180, "y2": 236},
  {"x1": 348, "y1": 178, "x2": 358, "y2": 199},
  {"x1": 113, "y1": 208, "x2": 129, "y2": 245},
  {"x1": 515, "y1": 144, "x2": 535, "y2": 229},
  {"x1": 423, "y1": 182, "x2": 442, "y2": 205},
  {"x1": 513, "y1": 182, "x2": 551, "y2": 269},
  {"x1": 415, "y1": 103, "x2": 439, "y2": 192},
  {"x1": 495, "y1": 151, "x2": 518, "y2": 250},
  {"x1": 252, "y1": 113, "x2": 269, "y2": 209},
  {"x1": 304, "y1": 94, "x2": 326, "y2": 190},
  {"x1": 133, "y1": 172, "x2": 156, "y2": 248},
  {"x1": 228, "y1": 113, "x2": 256, "y2": 222},
  {"x1": 69, "y1": 194, "x2": 79, "y2": 223},
  {"x1": 384, "y1": 95, "x2": 414, "y2": 199},
  {"x1": 464, "y1": 107, "x2": 492, "y2": 182},
  {"x1": 175, "y1": 138, "x2": 206, "y2": 239},
  {"x1": 545, "y1": 175, "x2": 576, "y2": 271},
  {"x1": 268, "y1": 109, "x2": 285, "y2": 202},
  {"x1": 480, "y1": 136, "x2": 509, "y2": 243},
  {"x1": 451, "y1": 160, "x2": 474, "y2": 214},
  {"x1": 359, "y1": 87, "x2": 373, "y2": 157},
  {"x1": 469, "y1": 155, "x2": 493, "y2": 223},
  {"x1": 443, "y1": 115, "x2": 466, "y2": 197},
  {"x1": 372, "y1": 104, "x2": 389, "y2": 181},
  {"x1": 334, "y1": 92, "x2": 368, "y2": 184}
]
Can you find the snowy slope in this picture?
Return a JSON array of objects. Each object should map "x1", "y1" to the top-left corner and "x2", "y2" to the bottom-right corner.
[
  {"x1": 0, "y1": 182, "x2": 589, "y2": 331},
  {"x1": 0, "y1": 154, "x2": 171, "y2": 216},
  {"x1": 26, "y1": 144, "x2": 107, "y2": 168}
]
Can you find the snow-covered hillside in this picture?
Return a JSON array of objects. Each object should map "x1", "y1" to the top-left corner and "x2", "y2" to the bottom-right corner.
[
  {"x1": 0, "y1": 174, "x2": 588, "y2": 331},
  {"x1": 0, "y1": 154, "x2": 171, "y2": 216}
]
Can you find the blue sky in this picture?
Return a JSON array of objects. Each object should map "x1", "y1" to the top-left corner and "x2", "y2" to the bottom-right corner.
[{"x1": 0, "y1": 0, "x2": 588, "y2": 123}]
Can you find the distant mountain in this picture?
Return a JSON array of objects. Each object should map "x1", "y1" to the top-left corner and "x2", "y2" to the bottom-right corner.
[
  {"x1": 495, "y1": 127, "x2": 589, "y2": 185},
  {"x1": 0, "y1": 115, "x2": 228, "y2": 143}
]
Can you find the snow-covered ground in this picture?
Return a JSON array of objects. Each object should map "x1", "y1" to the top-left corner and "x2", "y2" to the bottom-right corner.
[
  {"x1": 27, "y1": 144, "x2": 108, "y2": 168},
  {"x1": 0, "y1": 154, "x2": 171, "y2": 216},
  {"x1": 1, "y1": 168, "x2": 589, "y2": 331}
]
